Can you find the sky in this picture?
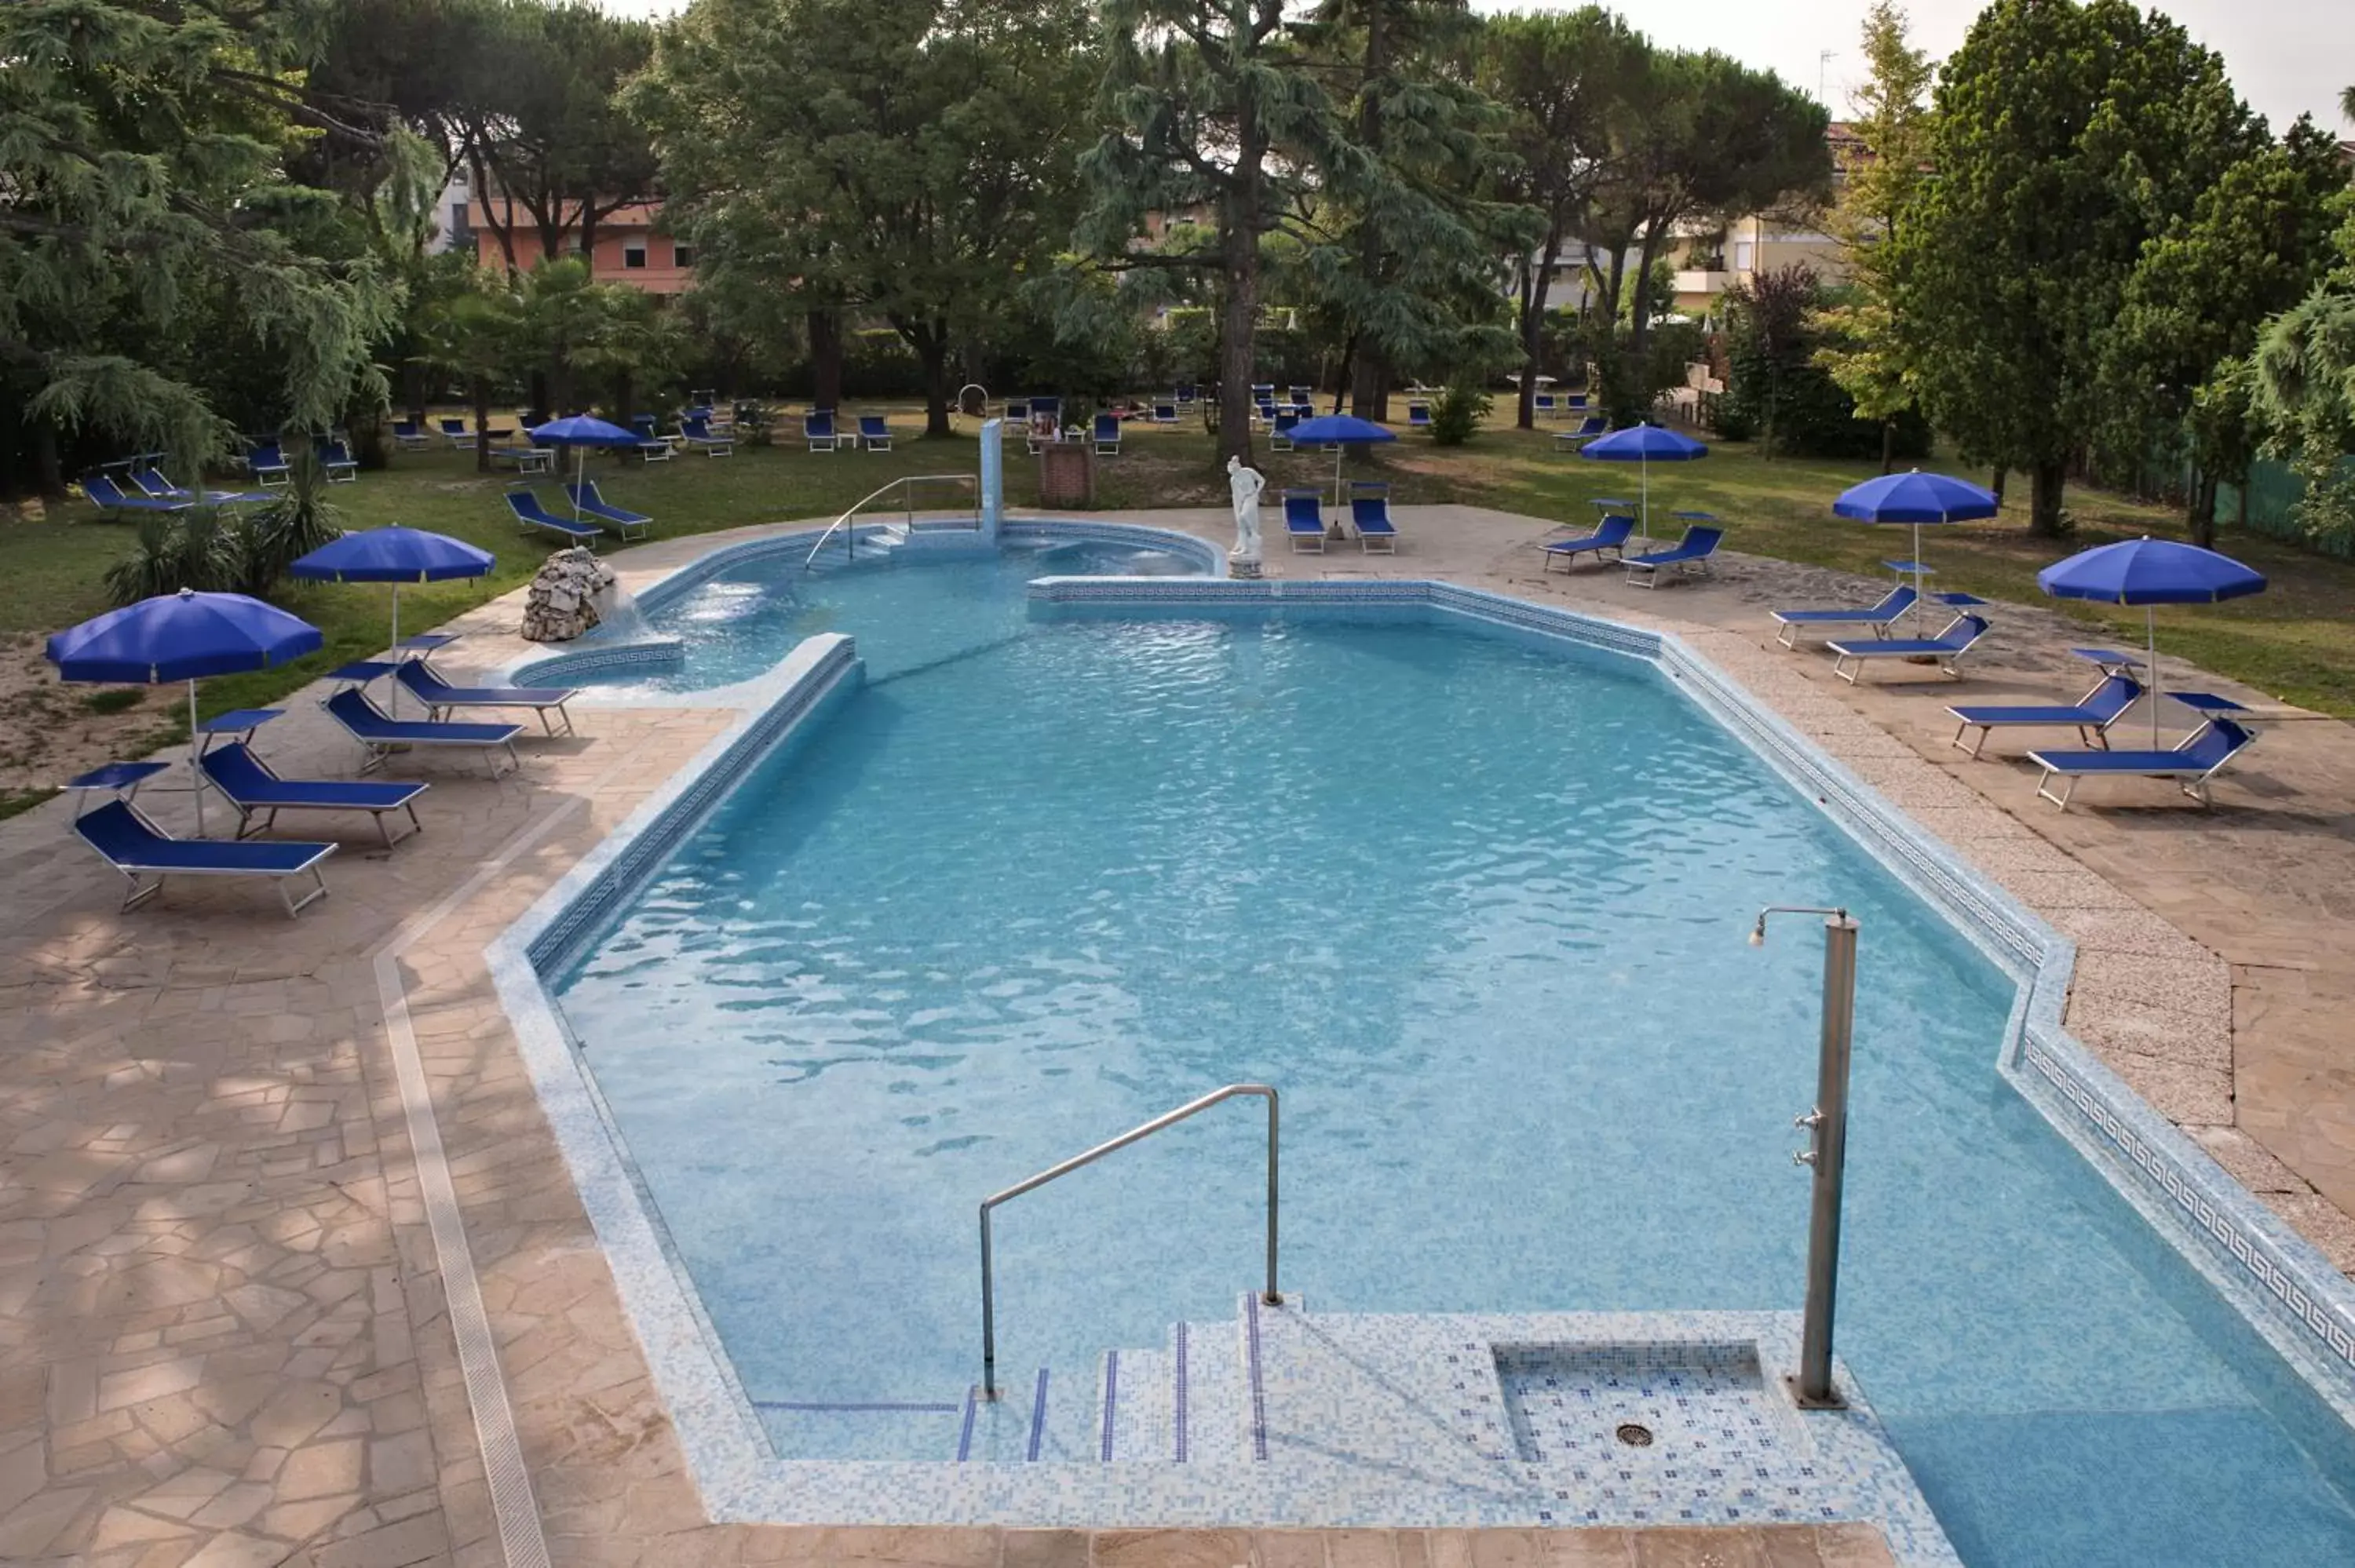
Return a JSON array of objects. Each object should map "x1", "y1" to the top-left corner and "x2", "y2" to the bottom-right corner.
[{"x1": 593, "y1": 0, "x2": 2354, "y2": 137}]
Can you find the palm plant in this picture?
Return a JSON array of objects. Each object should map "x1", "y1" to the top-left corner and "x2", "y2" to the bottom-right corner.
[
  {"x1": 239, "y1": 450, "x2": 345, "y2": 596},
  {"x1": 103, "y1": 509, "x2": 245, "y2": 606}
]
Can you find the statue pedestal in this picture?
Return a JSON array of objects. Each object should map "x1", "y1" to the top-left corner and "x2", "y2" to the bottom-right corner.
[{"x1": 1227, "y1": 558, "x2": 1264, "y2": 580}]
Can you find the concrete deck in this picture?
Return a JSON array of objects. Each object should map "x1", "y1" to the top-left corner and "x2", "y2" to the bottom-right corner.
[{"x1": 2, "y1": 500, "x2": 2348, "y2": 1566}]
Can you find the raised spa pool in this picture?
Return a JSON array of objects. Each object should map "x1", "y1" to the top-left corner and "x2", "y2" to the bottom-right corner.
[{"x1": 552, "y1": 552, "x2": 2355, "y2": 1566}]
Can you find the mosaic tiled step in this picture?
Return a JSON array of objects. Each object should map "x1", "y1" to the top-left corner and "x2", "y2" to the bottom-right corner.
[
  {"x1": 1092, "y1": 1297, "x2": 1268, "y2": 1464},
  {"x1": 799, "y1": 526, "x2": 907, "y2": 575}
]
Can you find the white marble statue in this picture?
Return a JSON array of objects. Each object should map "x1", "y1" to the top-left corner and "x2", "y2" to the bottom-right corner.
[{"x1": 1226, "y1": 454, "x2": 1266, "y2": 567}]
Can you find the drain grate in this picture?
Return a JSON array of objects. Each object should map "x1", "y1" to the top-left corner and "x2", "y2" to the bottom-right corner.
[{"x1": 1615, "y1": 1423, "x2": 1655, "y2": 1448}]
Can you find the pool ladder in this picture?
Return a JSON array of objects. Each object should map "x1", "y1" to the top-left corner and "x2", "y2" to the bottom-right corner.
[
  {"x1": 801, "y1": 472, "x2": 981, "y2": 570},
  {"x1": 977, "y1": 1083, "x2": 1281, "y2": 1402}
]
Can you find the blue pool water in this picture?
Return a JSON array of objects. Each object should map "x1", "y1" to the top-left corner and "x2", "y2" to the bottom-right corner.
[
  {"x1": 554, "y1": 552, "x2": 2355, "y2": 1564},
  {"x1": 571, "y1": 538, "x2": 1195, "y2": 692}
]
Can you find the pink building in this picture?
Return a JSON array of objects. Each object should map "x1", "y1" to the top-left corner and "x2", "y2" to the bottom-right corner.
[{"x1": 472, "y1": 199, "x2": 695, "y2": 295}]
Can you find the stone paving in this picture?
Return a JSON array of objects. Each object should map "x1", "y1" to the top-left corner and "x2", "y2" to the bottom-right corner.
[{"x1": 2, "y1": 498, "x2": 2350, "y2": 1566}]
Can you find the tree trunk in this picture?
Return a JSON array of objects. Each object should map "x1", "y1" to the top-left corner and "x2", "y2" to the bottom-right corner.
[
  {"x1": 1879, "y1": 419, "x2": 1895, "y2": 475},
  {"x1": 1515, "y1": 239, "x2": 1552, "y2": 432},
  {"x1": 808, "y1": 311, "x2": 843, "y2": 410},
  {"x1": 2028, "y1": 459, "x2": 2067, "y2": 539},
  {"x1": 1331, "y1": 331, "x2": 1357, "y2": 417},
  {"x1": 2186, "y1": 470, "x2": 2218, "y2": 550},
  {"x1": 33, "y1": 419, "x2": 64, "y2": 498},
  {"x1": 529, "y1": 370, "x2": 550, "y2": 421},
  {"x1": 472, "y1": 374, "x2": 493, "y2": 474},
  {"x1": 915, "y1": 322, "x2": 952, "y2": 438},
  {"x1": 615, "y1": 369, "x2": 636, "y2": 425},
  {"x1": 1990, "y1": 466, "x2": 2006, "y2": 505},
  {"x1": 1349, "y1": 0, "x2": 1388, "y2": 425},
  {"x1": 403, "y1": 361, "x2": 427, "y2": 427},
  {"x1": 1218, "y1": 226, "x2": 1260, "y2": 466}
]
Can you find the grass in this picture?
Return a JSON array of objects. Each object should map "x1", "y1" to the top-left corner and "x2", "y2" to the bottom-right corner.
[{"x1": 9, "y1": 405, "x2": 2355, "y2": 721}]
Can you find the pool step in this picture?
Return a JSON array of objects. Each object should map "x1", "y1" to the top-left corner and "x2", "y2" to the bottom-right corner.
[
  {"x1": 1094, "y1": 1294, "x2": 1270, "y2": 1464},
  {"x1": 800, "y1": 526, "x2": 907, "y2": 576}
]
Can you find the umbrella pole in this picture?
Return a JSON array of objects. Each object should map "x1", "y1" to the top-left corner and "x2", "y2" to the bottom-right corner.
[
  {"x1": 188, "y1": 679, "x2": 204, "y2": 837},
  {"x1": 1641, "y1": 455, "x2": 1650, "y2": 544},
  {"x1": 389, "y1": 584, "x2": 402, "y2": 718},
  {"x1": 2147, "y1": 606, "x2": 2161, "y2": 748}
]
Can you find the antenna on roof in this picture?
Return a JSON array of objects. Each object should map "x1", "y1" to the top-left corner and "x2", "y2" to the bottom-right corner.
[{"x1": 1819, "y1": 49, "x2": 1837, "y2": 106}]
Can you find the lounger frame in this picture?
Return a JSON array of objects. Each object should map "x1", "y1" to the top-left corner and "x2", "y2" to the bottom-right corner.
[
  {"x1": 324, "y1": 692, "x2": 524, "y2": 779},
  {"x1": 80, "y1": 800, "x2": 333, "y2": 918},
  {"x1": 1827, "y1": 614, "x2": 1987, "y2": 684},
  {"x1": 1946, "y1": 674, "x2": 2140, "y2": 760},
  {"x1": 1770, "y1": 586, "x2": 1917, "y2": 649},
  {"x1": 205, "y1": 747, "x2": 427, "y2": 848},
  {"x1": 2029, "y1": 722, "x2": 2253, "y2": 811},
  {"x1": 396, "y1": 661, "x2": 578, "y2": 736}
]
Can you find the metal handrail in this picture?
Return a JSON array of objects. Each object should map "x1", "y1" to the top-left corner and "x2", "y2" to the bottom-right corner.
[
  {"x1": 800, "y1": 472, "x2": 980, "y2": 570},
  {"x1": 978, "y1": 1083, "x2": 1280, "y2": 1400}
]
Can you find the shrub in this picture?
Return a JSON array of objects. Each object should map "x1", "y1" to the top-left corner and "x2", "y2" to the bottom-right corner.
[
  {"x1": 238, "y1": 454, "x2": 344, "y2": 597},
  {"x1": 1429, "y1": 380, "x2": 1492, "y2": 446},
  {"x1": 104, "y1": 509, "x2": 246, "y2": 605}
]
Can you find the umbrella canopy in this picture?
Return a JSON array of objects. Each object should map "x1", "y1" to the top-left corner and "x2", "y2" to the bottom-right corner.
[
  {"x1": 1579, "y1": 424, "x2": 1707, "y2": 538},
  {"x1": 1832, "y1": 470, "x2": 1999, "y2": 614},
  {"x1": 290, "y1": 526, "x2": 495, "y2": 585},
  {"x1": 1287, "y1": 414, "x2": 1397, "y2": 505},
  {"x1": 47, "y1": 588, "x2": 322, "y2": 684},
  {"x1": 1832, "y1": 470, "x2": 1999, "y2": 523},
  {"x1": 47, "y1": 589, "x2": 322, "y2": 833},
  {"x1": 2038, "y1": 538, "x2": 2266, "y2": 745},
  {"x1": 528, "y1": 415, "x2": 641, "y2": 447}
]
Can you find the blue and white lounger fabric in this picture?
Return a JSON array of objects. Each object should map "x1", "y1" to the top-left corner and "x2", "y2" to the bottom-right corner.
[
  {"x1": 1771, "y1": 584, "x2": 1919, "y2": 647},
  {"x1": 564, "y1": 481, "x2": 652, "y2": 541},
  {"x1": 318, "y1": 440, "x2": 359, "y2": 482},
  {"x1": 1350, "y1": 494, "x2": 1397, "y2": 553},
  {"x1": 1827, "y1": 612, "x2": 1989, "y2": 683},
  {"x1": 1094, "y1": 414, "x2": 1121, "y2": 455},
  {"x1": 324, "y1": 687, "x2": 524, "y2": 777},
  {"x1": 82, "y1": 474, "x2": 190, "y2": 518},
  {"x1": 859, "y1": 415, "x2": 893, "y2": 451},
  {"x1": 1947, "y1": 673, "x2": 2142, "y2": 759},
  {"x1": 2028, "y1": 716, "x2": 2254, "y2": 810},
  {"x1": 394, "y1": 660, "x2": 578, "y2": 735},
  {"x1": 506, "y1": 489, "x2": 601, "y2": 544},
  {"x1": 1622, "y1": 524, "x2": 1723, "y2": 587},
  {"x1": 1542, "y1": 514, "x2": 1635, "y2": 573},
  {"x1": 681, "y1": 416, "x2": 734, "y2": 456},
  {"x1": 199, "y1": 743, "x2": 428, "y2": 848},
  {"x1": 805, "y1": 411, "x2": 839, "y2": 452},
  {"x1": 1283, "y1": 490, "x2": 1326, "y2": 553},
  {"x1": 75, "y1": 798, "x2": 334, "y2": 917}
]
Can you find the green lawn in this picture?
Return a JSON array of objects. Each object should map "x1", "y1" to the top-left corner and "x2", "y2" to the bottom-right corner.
[{"x1": 9, "y1": 407, "x2": 2353, "y2": 733}]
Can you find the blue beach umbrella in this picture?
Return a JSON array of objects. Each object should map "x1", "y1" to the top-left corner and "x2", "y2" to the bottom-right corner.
[
  {"x1": 1579, "y1": 424, "x2": 1708, "y2": 539},
  {"x1": 1287, "y1": 413, "x2": 1398, "y2": 506},
  {"x1": 529, "y1": 415, "x2": 643, "y2": 523},
  {"x1": 1832, "y1": 469, "x2": 1999, "y2": 608},
  {"x1": 46, "y1": 589, "x2": 323, "y2": 833},
  {"x1": 2038, "y1": 537, "x2": 2266, "y2": 746},
  {"x1": 291, "y1": 527, "x2": 495, "y2": 713}
]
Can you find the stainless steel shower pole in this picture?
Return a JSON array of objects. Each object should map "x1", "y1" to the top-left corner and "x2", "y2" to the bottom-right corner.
[{"x1": 1751, "y1": 906, "x2": 1859, "y2": 1409}]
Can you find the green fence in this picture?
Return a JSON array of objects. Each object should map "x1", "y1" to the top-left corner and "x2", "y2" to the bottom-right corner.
[{"x1": 2218, "y1": 456, "x2": 2355, "y2": 560}]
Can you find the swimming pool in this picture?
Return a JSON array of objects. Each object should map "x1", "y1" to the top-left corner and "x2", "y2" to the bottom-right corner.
[{"x1": 542, "y1": 549, "x2": 2355, "y2": 1564}]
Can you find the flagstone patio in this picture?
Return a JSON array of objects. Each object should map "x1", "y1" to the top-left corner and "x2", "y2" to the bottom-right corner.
[{"x1": 2, "y1": 501, "x2": 2349, "y2": 1566}]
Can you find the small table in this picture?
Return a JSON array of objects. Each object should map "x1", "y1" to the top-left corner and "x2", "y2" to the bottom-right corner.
[
  {"x1": 197, "y1": 708, "x2": 283, "y2": 753},
  {"x1": 2068, "y1": 647, "x2": 2144, "y2": 674},
  {"x1": 328, "y1": 660, "x2": 401, "y2": 686},
  {"x1": 1590, "y1": 498, "x2": 1635, "y2": 515},
  {"x1": 1933, "y1": 592, "x2": 1988, "y2": 607},
  {"x1": 398, "y1": 633, "x2": 461, "y2": 657},
  {"x1": 68, "y1": 760, "x2": 168, "y2": 807},
  {"x1": 1882, "y1": 559, "x2": 1935, "y2": 579},
  {"x1": 2168, "y1": 691, "x2": 2248, "y2": 717}
]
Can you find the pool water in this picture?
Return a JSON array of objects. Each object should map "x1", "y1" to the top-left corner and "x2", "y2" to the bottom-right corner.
[
  {"x1": 554, "y1": 556, "x2": 2355, "y2": 1566},
  {"x1": 572, "y1": 538, "x2": 1194, "y2": 692}
]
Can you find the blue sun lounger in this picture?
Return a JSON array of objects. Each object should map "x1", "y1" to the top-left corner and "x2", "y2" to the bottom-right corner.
[
  {"x1": 1771, "y1": 584, "x2": 1919, "y2": 648},
  {"x1": 324, "y1": 687, "x2": 523, "y2": 777},
  {"x1": 1947, "y1": 672, "x2": 2143, "y2": 760},
  {"x1": 1283, "y1": 489, "x2": 1326, "y2": 553},
  {"x1": 858, "y1": 414, "x2": 893, "y2": 452},
  {"x1": 506, "y1": 488, "x2": 601, "y2": 545},
  {"x1": 247, "y1": 443, "x2": 291, "y2": 484},
  {"x1": 2029, "y1": 716, "x2": 2255, "y2": 810},
  {"x1": 128, "y1": 465, "x2": 271, "y2": 508},
  {"x1": 1542, "y1": 513, "x2": 1635, "y2": 572},
  {"x1": 199, "y1": 743, "x2": 427, "y2": 848},
  {"x1": 1350, "y1": 493, "x2": 1398, "y2": 553},
  {"x1": 392, "y1": 419, "x2": 430, "y2": 451},
  {"x1": 805, "y1": 410, "x2": 841, "y2": 452},
  {"x1": 75, "y1": 799, "x2": 334, "y2": 917},
  {"x1": 318, "y1": 439, "x2": 359, "y2": 483},
  {"x1": 564, "y1": 480, "x2": 652, "y2": 542},
  {"x1": 1094, "y1": 413, "x2": 1122, "y2": 455},
  {"x1": 395, "y1": 659, "x2": 579, "y2": 735},
  {"x1": 1827, "y1": 612, "x2": 1989, "y2": 684},
  {"x1": 1152, "y1": 401, "x2": 1178, "y2": 425},
  {"x1": 679, "y1": 414, "x2": 732, "y2": 456},
  {"x1": 82, "y1": 473, "x2": 191, "y2": 519},
  {"x1": 1623, "y1": 524, "x2": 1723, "y2": 588},
  {"x1": 1553, "y1": 415, "x2": 1608, "y2": 451},
  {"x1": 440, "y1": 418, "x2": 472, "y2": 449}
]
